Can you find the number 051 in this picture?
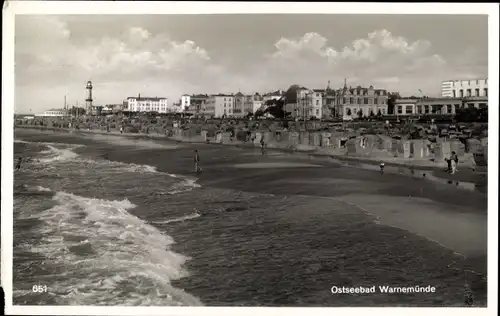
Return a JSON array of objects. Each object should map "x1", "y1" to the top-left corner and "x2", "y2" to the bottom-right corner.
[{"x1": 32, "y1": 285, "x2": 47, "y2": 293}]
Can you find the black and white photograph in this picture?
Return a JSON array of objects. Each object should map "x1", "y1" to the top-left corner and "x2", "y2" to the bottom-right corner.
[{"x1": 2, "y1": 2, "x2": 498, "y2": 315}]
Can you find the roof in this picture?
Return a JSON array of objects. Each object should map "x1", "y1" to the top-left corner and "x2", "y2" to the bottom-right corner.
[
  {"x1": 212, "y1": 94, "x2": 234, "y2": 97},
  {"x1": 313, "y1": 89, "x2": 325, "y2": 93},
  {"x1": 264, "y1": 89, "x2": 284, "y2": 97},
  {"x1": 127, "y1": 97, "x2": 167, "y2": 101},
  {"x1": 395, "y1": 99, "x2": 418, "y2": 104},
  {"x1": 46, "y1": 108, "x2": 66, "y2": 112},
  {"x1": 235, "y1": 92, "x2": 245, "y2": 97}
]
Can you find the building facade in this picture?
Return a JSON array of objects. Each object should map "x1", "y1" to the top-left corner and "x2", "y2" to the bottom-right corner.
[
  {"x1": 202, "y1": 94, "x2": 234, "y2": 118},
  {"x1": 441, "y1": 79, "x2": 488, "y2": 98},
  {"x1": 394, "y1": 99, "x2": 418, "y2": 116},
  {"x1": 233, "y1": 92, "x2": 246, "y2": 117},
  {"x1": 127, "y1": 95, "x2": 168, "y2": 113},
  {"x1": 334, "y1": 83, "x2": 388, "y2": 120},
  {"x1": 243, "y1": 93, "x2": 264, "y2": 115},
  {"x1": 181, "y1": 94, "x2": 191, "y2": 111},
  {"x1": 415, "y1": 98, "x2": 462, "y2": 115},
  {"x1": 284, "y1": 86, "x2": 313, "y2": 119}
]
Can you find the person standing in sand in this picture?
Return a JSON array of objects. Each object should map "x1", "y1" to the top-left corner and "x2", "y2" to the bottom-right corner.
[
  {"x1": 194, "y1": 150, "x2": 201, "y2": 173},
  {"x1": 15, "y1": 157, "x2": 22, "y2": 171},
  {"x1": 260, "y1": 137, "x2": 266, "y2": 156},
  {"x1": 450, "y1": 151, "x2": 459, "y2": 174}
]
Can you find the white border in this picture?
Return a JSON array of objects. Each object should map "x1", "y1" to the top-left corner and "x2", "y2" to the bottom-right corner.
[{"x1": 2, "y1": 2, "x2": 498, "y2": 316}]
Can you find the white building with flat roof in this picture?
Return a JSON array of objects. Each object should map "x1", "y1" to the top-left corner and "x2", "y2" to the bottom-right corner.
[
  {"x1": 126, "y1": 95, "x2": 168, "y2": 113},
  {"x1": 202, "y1": 94, "x2": 234, "y2": 118},
  {"x1": 180, "y1": 94, "x2": 190, "y2": 111},
  {"x1": 35, "y1": 109, "x2": 69, "y2": 117},
  {"x1": 441, "y1": 79, "x2": 488, "y2": 98}
]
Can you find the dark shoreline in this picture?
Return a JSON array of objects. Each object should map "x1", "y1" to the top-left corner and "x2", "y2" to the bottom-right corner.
[{"x1": 15, "y1": 126, "x2": 487, "y2": 192}]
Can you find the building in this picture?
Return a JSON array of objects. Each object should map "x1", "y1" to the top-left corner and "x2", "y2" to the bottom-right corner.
[
  {"x1": 243, "y1": 93, "x2": 264, "y2": 115},
  {"x1": 90, "y1": 105, "x2": 104, "y2": 116},
  {"x1": 334, "y1": 82, "x2": 388, "y2": 120},
  {"x1": 233, "y1": 92, "x2": 246, "y2": 117},
  {"x1": 35, "y1": 109, "x2": 69, "y2": 117},
  {"x1": 415, "y1": 98, "x2": 462, "y2": 115},
  {"x1": 180, "y1": 94, "x2": 191, "y2": 111},
  {"x1": 394, "y1": 99, "x2": 418, "y2": 116},
  {"x1": 283, "y1": 85, "x2": 312, "y2": 119},
  {"x1": 263, "y1": 89, "x2": 284, "y2": 103},
  {"x1": 202, "y1": 94, "x2": 234, "y2": 118},
  {"x1": 441, "y1": 79, "x2": 488, "y2": 98},
  {"x1": 181, "y1": 94, "x2": 209, "y2": 115},
  {"x1": 126, "y1": 94, "x2": 168, "y2": 113}
]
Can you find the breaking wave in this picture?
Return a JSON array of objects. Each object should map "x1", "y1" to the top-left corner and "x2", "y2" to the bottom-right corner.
[{"x1": 16, "y1": 190, "x2": 203, "y2": 306}]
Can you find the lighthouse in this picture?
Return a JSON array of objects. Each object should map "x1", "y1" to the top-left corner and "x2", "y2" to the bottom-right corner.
[{"x1": 85, "y1": 80, "x2": 93, "y2": 113}]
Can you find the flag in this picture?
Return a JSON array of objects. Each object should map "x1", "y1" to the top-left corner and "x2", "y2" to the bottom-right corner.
[{"x1": 418, "y1": 89, "x2": 423, "y2": 93}]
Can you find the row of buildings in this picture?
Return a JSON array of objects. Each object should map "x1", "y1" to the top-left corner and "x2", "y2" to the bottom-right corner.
[{"x1": 32, "y1": 78, "x2": 488, "y2": 120}]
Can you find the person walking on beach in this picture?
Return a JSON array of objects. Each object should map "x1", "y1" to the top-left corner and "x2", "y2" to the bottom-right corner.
[
  {"x1": 445, "y1": 157, "x2": 452, "y2": 173},
  {"x1": 451, "y1": 151, "x2": 459, "y2": 174},
  {"x1": 194, "y1": 150, "x2": 201, "y2": 173},
  {"x1": 15, "y1": 157, "x2": 22, "y2": 171}
]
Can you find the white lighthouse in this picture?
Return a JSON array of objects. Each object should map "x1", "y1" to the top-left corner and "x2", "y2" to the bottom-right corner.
[{"x1": 85, "y1": 80, "x2": 93, "y2": 113}]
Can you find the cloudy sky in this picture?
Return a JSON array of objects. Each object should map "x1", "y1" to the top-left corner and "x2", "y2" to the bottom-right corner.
[{"x1": 15, "y1": 14, "x2": 488, "y2": 113}]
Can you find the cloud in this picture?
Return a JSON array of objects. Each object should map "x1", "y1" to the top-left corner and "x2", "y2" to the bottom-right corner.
[
  {"x1": 15, "y1": 17, "x2": 218, "y2": 112},
  {"x1": 265, "y1": 29, "x2": 452, "y2": 94},
  {"x1": 14, "y1": 17, "x2": 487, "y2": 113}
]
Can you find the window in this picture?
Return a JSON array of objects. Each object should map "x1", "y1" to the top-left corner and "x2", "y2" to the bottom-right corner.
[
  {"x1": 364, "y1": 98, "x2": 368, "y2": 104},
  {"x1": 397, "y1": 106, "x2": 403, "y2": 114},
  {"x1": 382, "y1": 109, "x2": 386, "y2": 114},
  {"x1": 350, "y1": 97, "x2": 354, "y2": 103},
  {"x1": 475, "y1": 88, "x2": 480, "y2": 97},
  {"x1": 446, "y1": 104, "x2": 452, "y2": 114},
  {"x1": 405, "y1": 105, "x2": 413, "y2": 114},
  {"x1": 484, "y1": 88, "x2": 488, "y2": 96},
  {"x1": 459, "y1": 90, "x2": 464, "y2": 98},
  {"x1": 316, "y1": 100, "x2": 319, "y2": 105},
  {"x1": 479, "y1": 103, "x2": 487, "y2": 109},
  {"x1": 316, "y1": 109, "x2": 319, "y2": 116},
  {"x1": 343, "y1": 97, "x2": 347, "y2": 104},
  {"x1": 467, "y1": 89, "x2": 472, "y2": 97},
  {"x1": 374, "y1": 98, "x2": 378, "y2": 105},
  {"x1": 452, "y1": 91, "x2": 456, "y2": 98},
  {"x1": 424, "y1": 105, "x2": 430, "y2": 114},
  {"x1": 417, "y1": 105, "x2": 422, "y2": 114}
]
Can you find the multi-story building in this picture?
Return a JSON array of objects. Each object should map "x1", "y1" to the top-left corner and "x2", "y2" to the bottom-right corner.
[
  {"x1": 126, "y1": 95, "x2": 168, "y2": 113},
  {"x1": 233, "y1": 92, "x2": 246, "y2": 117},
  {"x1": 243, "y1": 93, "x2": 264, "y2": 115},
  {"x1": 180, "y1": 94, "x2": 191, "y2": 111},
  {"x1": 441, "y1": 78, "x2": 488, "y2": 98},
  {"x1": 202, "y1": 94, "x2": 234, "y2": 118},
  {"x1": 334, "y1": 83, "x2": 388, "y2": 120}
]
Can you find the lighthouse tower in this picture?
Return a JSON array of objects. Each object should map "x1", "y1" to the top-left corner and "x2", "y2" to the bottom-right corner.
[{"x1": 85, "y1": 80, "x2": 93, "y2": 113}]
